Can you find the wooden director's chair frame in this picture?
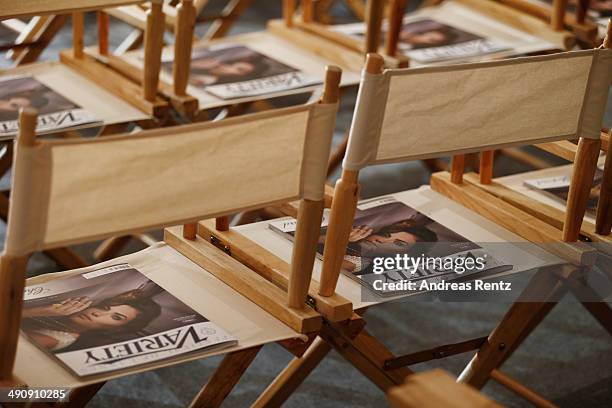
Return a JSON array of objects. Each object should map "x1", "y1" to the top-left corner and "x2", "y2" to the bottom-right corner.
[
  {"x1": 1, "y1": 15, "x2": 68, "y2": 66},
  {"x1": 0, "y1": 0, "x2": 176, "y2": 272},
  {"x1": 105, "y1": 0, "x2": 255, "y2": 55},
  {"x1": 388, "y1": 369, "x2": 504, "y2": 408},
  {"x1": 233, "y1": 44, "x2": 612, "y2": 406},
  {"x1": 0, "y1": 65, "x2": 348, "y2": 408}
]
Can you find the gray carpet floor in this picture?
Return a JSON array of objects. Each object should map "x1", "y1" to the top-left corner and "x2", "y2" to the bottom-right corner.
[{"x1": 1, "y1": 1, "x2": 611, "y2": 407}]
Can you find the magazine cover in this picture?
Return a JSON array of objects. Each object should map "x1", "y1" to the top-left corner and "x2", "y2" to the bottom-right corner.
[
  {"x1": 0, "y1": 75, "x2": 99, "y2": 138},
  {"x1": 333, "y1": 18, "x2": 509, "y2": 63},
  {"x1": 270, "y1": 197, "x2": 512, "y2": 297},
  {"x1": 524, "y1": 166, "x2": 604, "y2": 213},
  {"x1": 162, "y1": 44, "x2": 321, "y2": 99},
  {"x1": 22, "y1": 264, "x2": 236, "y2": 377}
]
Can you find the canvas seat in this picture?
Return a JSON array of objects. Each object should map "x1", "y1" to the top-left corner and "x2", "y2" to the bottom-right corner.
[{"x1": 13, "y1": 242, "x2": 301, "y2": 388}]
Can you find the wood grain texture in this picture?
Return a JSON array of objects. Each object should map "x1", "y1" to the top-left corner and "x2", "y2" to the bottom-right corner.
[
  {"x1": 0, "y1": 255, "x2": 28, "y2": 380},
  {"x1": 72, "y1": 12, "x2": 84, "y2": 58},
  {"x1": 464, "y1": 173, "x2": 611, "y2": 244},
  {"x1": 451, "y1": 154, "x2": 466, "y2": 184},
  {"x1": 288, "y1": 199, "x2": 325, "y2": 308},
  {"x1": 479, "y1": 151, "x2": 494, "y2": 184},
  {"x1": 319, "y1": 170, "x2": 360, "y2": 296},
  {"x1": 173, "y1": 0, "x2": 196, "y2": 96},
  {"x1": 430, "y1": 172, "x2": 595, "y2": 265},
  {"x1": 164, "y1": 226, "x2": 322, "y2": 333},
  {"x1": 60, "y1": 50, "x2": 168, "y2": 117},
  {"x1": 97, "y1": 11, "x2": 110, "y2": 55},
  {"x1": 2, "y1": 0, "x2": 143, "y2": 20},
  {"x1": 365, "y1": 0, "x2": 384, "y2": 53},
  {"x1": 490, "y1": 370, "x2": 555, "y2": 408},
  {"x1": 189, "y1": 346, "x2": 262, "y2": 408},
  {"x1": 562, "y1": 138, "x2": 601, "y2": 241},
  {"x1": 143, "y1": 1, "x2": 164, "y2": 102},
  {"x1": 389, "y1": 370, "x2": 502, "y2": 408},
  {"x1": 385, "y1": 0, "x2": 408, "y2": 57},
  {"x1": 596, "y1": 138, "x2": 612, "y2": 235},
  {"x1": 252, "y1": 337, "x2": 332, "y2": 408},
  {"x1": 198, "y1": 220, "x2": 353, "y2": 322}
]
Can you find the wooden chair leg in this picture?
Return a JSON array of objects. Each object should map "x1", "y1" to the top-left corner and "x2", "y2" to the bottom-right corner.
[
  {"x1": 458, "y1": 268, "x2": 568, "y2": 389},
  {"x1": 320, "y1": 325, "x2": 412, "y2": 392},
  {"x1": 42, "y1": 247, "x2": 88, "y2": 270},
  {"x1": 93, "y1": 235, "x2": 133, "y2": 262},
  {"x1": 0, "y1": 255, "x2": 28, "y2": 380},
  {"x1": 252, "y1": 337, "x2": 332, "y2": 408},
  {"x1": 563, "y1": 137, "x2": 601, "y2": 241},
  {"x1": 13, "y1": 15, "x2": 68, "y2": 65},
  {"x1": 189, "y1": 346, "x2": 262, "y2": 408},
  {"x1": 596, "y1": 140, "x2": 611, "y2": 235},
  {"x1": 326, "y1": 131, "x2": 349, "y2": 178},
  {"x1": 52, "y1": 382, "x2": 106, "y2": 408}
]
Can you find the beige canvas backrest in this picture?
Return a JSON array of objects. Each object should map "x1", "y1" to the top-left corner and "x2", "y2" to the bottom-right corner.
[
  {"x1": 343, "y1": 49, "x2": 612, "y2": 171},
  {"x1": 317, "y1": 49, "x2": 611, "y2": 297},
  {"x1": 0, "y1": 0, "x2": 149, "y2": 20},
  {"x1": 5, "y1": 100, "x2": 338, "y2": 257}
]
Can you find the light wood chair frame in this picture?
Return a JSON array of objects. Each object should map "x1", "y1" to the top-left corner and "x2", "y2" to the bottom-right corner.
[
  {"x1": 244, "y1": 43, "x2": 612, "y2": 406},
  {"x1": 0, "y1": 64, "x2": 345, "y2": 408}
]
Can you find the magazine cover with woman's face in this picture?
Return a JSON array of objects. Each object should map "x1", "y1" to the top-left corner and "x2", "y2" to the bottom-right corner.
[
  {"x1": 0, "y1": 75, "x2": 99, "y2": 137},
  {"x1": 162, "y1": 44, "x2": 321, "y2": 99},
  {"x1": 22, "y1": 264, "x2": 235, "y2": 377}
]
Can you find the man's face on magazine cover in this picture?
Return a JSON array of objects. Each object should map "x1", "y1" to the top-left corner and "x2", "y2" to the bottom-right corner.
[
  {"x1": 358, "y1": 231, "x2": 418, "y2": 256},
  {"x1": 193, "y1": 58, "x2": 255, "y2": 77},
  {"x1": 70, "y1": 304, "x2": 140, "y2": 330}
]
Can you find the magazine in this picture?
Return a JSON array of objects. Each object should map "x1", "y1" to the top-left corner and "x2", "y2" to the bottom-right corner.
[
  {"x1": 524, "y1": 166, "x2": 604, "y2": 213},
  {"x1": 22, "y1": 264, "x2": 236, "y2": 377},
  {"x1": 162, "y1": 44, "x2": 321, "y2": 99},
  {"x1": 0, "y1": 75, "x2": 100, "y2": 138},
  {"x1": 332, "y1": 18, "x2": 509, "y2": 63},
  {"x1": 269, "y1": 197, "x2": 513, "y2": 297}
]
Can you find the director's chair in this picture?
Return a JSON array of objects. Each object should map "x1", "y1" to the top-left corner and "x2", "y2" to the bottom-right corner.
[
  {"x1": 1, "y1": 15, "x2": 68, "y2": 66},
  {"x1": 0, "y1": 65, "x2": 346, "y2": 407},
  {"x1": 0, "y1": 0, "x2": 176, "y2": 272},
  {"x1": 224, "y1": 42, "x2": 611, "y2": 405},
  {"x1": 113, "y1": 0, "x2": 390, "y2": 122}
]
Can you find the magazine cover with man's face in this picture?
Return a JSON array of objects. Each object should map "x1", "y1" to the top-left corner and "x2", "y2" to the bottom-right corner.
[
  {"x1": 162, "y1": 44, "x2": 321, "y2": 99},
  {"x1": 270, "y1": 197, "x2": 512, "y2": 297},
  {"x1": 22, "y1": 264, "x2": 236, "y2": 377},
  {"x1": 0, "y1": 75, "x2": 99, "y2": 138},
  {"x1": 332, "y1": 17, "x2": 509, "y2": 63}
]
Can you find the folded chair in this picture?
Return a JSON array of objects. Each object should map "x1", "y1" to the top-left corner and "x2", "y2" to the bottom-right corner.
[
  {"x1": 309, "y1": 0, "x2": 576, "y2": 64},
  {"x1": 0, "y1": 65, "x2": 345, "y2": 407},
  {"x1": 107, "y1": 0, "x2": 255, "y2": 50},
  {"x1": 0, "y1": 1, "x2": 174, "y2": 271},
  {"x1": 388, "y1": 369, "x2": 504, "y2": 408},
  {"x1": 110, "y1": 0, "x2": 368, "y2": 121},
  {"x1": 228, "y1": 44, "x2": 612, "y2": 406},
  {"x1": 1, "y1": 15, "x2": 68, "y2": 66},
  {"x1": 495, "y1": 0, "x2": 601, "y2": 45}
]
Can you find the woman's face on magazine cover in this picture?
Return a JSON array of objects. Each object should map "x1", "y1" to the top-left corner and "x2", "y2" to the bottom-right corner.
[
  {"x1": 400, "y1": 29, "x2": 447, "y2": 46},
  {"x1": 0, "y1": 97, "x2": 32, "y2": 113},
  {"x1": 69, "y1": 304, "x2": 140, "y2": 330}
]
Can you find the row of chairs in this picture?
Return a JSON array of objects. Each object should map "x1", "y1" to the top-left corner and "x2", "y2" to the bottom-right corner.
[{"x1": 0, "y1": 0, "x2": 611, "y2": 407}]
